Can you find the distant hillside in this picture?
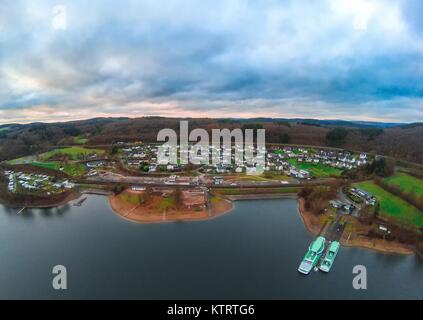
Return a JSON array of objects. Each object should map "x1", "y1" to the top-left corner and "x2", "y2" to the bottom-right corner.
[
  {"x1": 0, "y1": 117, "x2": 421, "y2": 164},
  {"x1": 221, "y1": 118, "x2": 401, "y2": 128}
]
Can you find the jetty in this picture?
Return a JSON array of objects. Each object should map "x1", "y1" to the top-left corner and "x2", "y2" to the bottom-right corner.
[
  {"x1": 17, "y1": 207, "x2": 26, "y2": 215},
  {"x1": 73, "y1": 197, "x2": 87, "y2": 207}
]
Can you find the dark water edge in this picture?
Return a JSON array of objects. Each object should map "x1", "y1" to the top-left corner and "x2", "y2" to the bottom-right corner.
[{"x1": 0, "y1": 195, "x2": 421, "y2": 299}]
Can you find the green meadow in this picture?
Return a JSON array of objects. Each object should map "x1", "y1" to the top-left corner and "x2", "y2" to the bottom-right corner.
[
  {"x1": 355, "y1": 181, "x2": 423, "y2": 228},
  {"x1": 73, "y1": 136, "x2": 89, "y2": 145},
  {"x1": 288, "y1": 159, "x2": 343, "y2": 178},
  {"x1": 41, "y1": 146, "x2": 104, "y2": 161},
  {"x1": 383, "y1": 173, "x2": 423, "y2": 198},
  {"x1": 31, "y1": 161, "x2": 86, "y2": 177},
  {"x1": 118, "y1": 192, "x2": 141, "y2": 205},
  {"x1": 5, "y1": 147, "x2": 96, "y2": 177},
  {"x1": 6, "y1": 146, "x2": 105, "y2": 165},
  {"x1": 158, "y1": 197, "x2": 176, "y2": 210}
]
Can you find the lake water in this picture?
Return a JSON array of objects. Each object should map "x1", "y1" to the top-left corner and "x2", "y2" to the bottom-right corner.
[{"x1": 0, "y1": 195, "x2": 421, "y2": 299}]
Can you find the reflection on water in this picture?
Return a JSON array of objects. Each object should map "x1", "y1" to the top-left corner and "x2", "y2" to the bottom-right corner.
[
  {"x1": 18, "y1": 204, "x2": 72, "y2": 219},
  {"x1": 0, "y1": 195, "x2": 421, "y2": 299}
]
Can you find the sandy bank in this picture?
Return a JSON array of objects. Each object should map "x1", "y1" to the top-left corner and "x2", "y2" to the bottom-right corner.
[{"x1": 109, "y1": 193, "x2": 233, "y2": 224}]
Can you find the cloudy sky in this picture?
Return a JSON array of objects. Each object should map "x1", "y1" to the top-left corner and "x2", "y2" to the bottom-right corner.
[{"x1": 1, "y1": 0, "x2": 423, "y2": 124}]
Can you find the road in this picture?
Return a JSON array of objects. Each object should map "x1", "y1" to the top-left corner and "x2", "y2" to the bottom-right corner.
[
  {"x1": 85, "y1": 171, "x2": 332, "y2": 189},
  {"x1": 324, "y1": 215, "x2": 346, "y2": 241}
]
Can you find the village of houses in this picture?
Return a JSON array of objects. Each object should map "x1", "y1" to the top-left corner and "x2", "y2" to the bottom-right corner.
[
  {"x1": 119, "y1": 143, "x2": 369, "y2": 178},
  {"x1": 5, "y1": 170, "x2": 74, "y2": 195},
  {"x1": 1, "y1": 143, "x2": 376, "y2": 217}
]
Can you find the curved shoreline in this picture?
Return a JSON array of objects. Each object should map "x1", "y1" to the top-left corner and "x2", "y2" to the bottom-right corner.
[
  {"x1": 109, "y1": 193, "x2": 234, "y2": 224},
  {"x1": 0, "y1": 190, "x2": 416, "y2": 256},
  {"x1": 297, "y1": 197, "x2": 415, "y2": 256},
  {"x1": 0, "y1": 191, "x2": 81, "y2": 209}
]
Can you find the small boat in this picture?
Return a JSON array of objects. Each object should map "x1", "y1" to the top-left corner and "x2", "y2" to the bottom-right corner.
[
  {"x1": 319, "y1": 241, "x2": 340, "y2": 273},
  {"x1": 298, "y1": 236, "x2": 326, "y2": 275},
  {"x1": 73, "y1": 197, "x2": 87, "y2": 207}
]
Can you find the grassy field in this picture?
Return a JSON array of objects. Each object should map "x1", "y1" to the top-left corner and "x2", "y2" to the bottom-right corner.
[
  {"x1": 355, "y1": 181, "x2": 423, "y2": 228},
  {"x1": 288, "y1": 159, "x2": 343, "y2": 178},
  {"x1": 62, "y1": 163, "x2": 86, "y2": 176},
  {"x1": 158, "y1": 197, "x2": 176, "y2": 210},
  {"x1": 210, "y1": 196, "x2": 223, "y2": 203},
  {"x1": 383, "y1": 173, "x2": 423, "y2": 198},
  {"x1": 5, "y1": 147, "x2": 97, "y2": 177},
  {"x1": 6, "y1": 155, "x2": 36, "y2": 165},
  {"x1": 30, "y1": 161, "x2": 86, "y2": 176},
  {"x1": 73, "y1": 136, "x2": 89, "y2": 145},
  {"x1": 31, "y1": 161, "x2": 61, "y2": 171},
  {"x1": 118, "y1": 192, "x2": 141, "y2": 205},
  {"x1": 41, "y1": 146, "x2": 104, "y2": 161},
  {"x1": 6, "y1": 146, "x2": 105, "y2": 165}
]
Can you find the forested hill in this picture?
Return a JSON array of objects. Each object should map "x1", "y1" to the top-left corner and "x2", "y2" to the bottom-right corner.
[{"x1": 0, "y1": 117, "x2": 421, "y2": 165}]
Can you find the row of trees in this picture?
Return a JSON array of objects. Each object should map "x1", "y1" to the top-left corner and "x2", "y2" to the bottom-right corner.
[
  {"x1": 358, "y1": 203, "x2": 380, "y2": 225},
  {"x1": 374, "y1": 178, "x2": 423, "y2": 213},
  {"x1": 366, "y1": 157, "x2": 395, "y2": 177}
]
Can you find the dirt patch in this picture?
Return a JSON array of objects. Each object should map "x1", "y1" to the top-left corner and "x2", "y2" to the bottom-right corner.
[{"x1": 109, "y1": 190, "x2": 233, "y2": 224}]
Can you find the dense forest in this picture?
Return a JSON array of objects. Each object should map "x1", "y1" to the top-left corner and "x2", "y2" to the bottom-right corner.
[{"x1": 0, "y1": 117, "x2": 422, "y2": 165}]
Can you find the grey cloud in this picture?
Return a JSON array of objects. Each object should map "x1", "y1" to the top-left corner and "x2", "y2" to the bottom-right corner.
[{"x1": 1, "y1": 0, "x2": 423, "y2": 123}]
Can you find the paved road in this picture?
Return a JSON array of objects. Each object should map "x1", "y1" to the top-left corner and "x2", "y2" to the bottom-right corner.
[
  {"x1": 324, "y1": 215, "x2": 346, "y2": 241},
  {"x1": 85, "y1": 171, "x2": 334, "y2": 189}
]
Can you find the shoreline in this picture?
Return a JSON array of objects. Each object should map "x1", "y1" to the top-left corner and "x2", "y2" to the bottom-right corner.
[
  {"x1": 298, "y1": 198, "x2": 415, "y2": 256},
  {"x1": 222, "y1": 193, "x2": 298, "y2": 201},
  {"x1": 0, "y1": 188, "x2": 417, "y2": 256},
  {"x1": 109, "y1": 193, "x2": 234, "y2": 224},
  {"x1": 0, "y1": 191, "x2": 81, "y2": 209}
]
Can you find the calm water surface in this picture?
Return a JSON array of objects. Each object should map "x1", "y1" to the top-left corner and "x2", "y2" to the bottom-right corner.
[{"x1": 0, "y1": 196, "x2": 421, "y2": 299}]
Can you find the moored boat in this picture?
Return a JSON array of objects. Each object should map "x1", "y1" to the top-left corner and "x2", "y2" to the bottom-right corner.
[
  {"x1": 319, "y1": 241, "x2": 340, "y2": 273},
  {"x1": 298, "y1": 236, "x2": 326, "y2": 275}
]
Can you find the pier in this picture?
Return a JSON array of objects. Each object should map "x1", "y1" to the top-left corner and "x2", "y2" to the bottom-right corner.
[
  {"x1": 73, "y1": 197, "x2": 87, "y2": 207},
  {"x1": 17, "y1": 207, "x2": 25, "y2": 215}
]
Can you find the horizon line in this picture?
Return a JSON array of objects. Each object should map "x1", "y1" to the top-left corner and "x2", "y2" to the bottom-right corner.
[{"x1": 0, "y1": 115, "x2": 411, "y2": 127}]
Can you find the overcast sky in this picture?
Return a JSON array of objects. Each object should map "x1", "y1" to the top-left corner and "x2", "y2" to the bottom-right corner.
[{"x1": 1, "y1": 0, "x2": 423, "y2": 124}]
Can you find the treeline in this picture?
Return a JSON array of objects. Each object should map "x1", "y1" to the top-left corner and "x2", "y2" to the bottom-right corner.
[
  {"x1": 374, "y1": 178, "x2": 423, "y2": 213},
  {"x1": 325, "y1": 127, "x2": 349, "y2": 146},
  {"x1": 366, "y1": 157, "x2": 395, "y2": 177},
  {"x1": 3, "y1": 117, "x2": 423, "y2": 164},
  {"x1": 358, "y1": 128, "x2": 384, "y2": 141}
]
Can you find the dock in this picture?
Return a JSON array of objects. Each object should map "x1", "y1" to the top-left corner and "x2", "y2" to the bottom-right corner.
[
  {"x1": 73, "y1": 197, "x2": 87, "y2": 207},
  {"x1": 17, "y1": 207, "x2": 26, "y2": 215}
]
